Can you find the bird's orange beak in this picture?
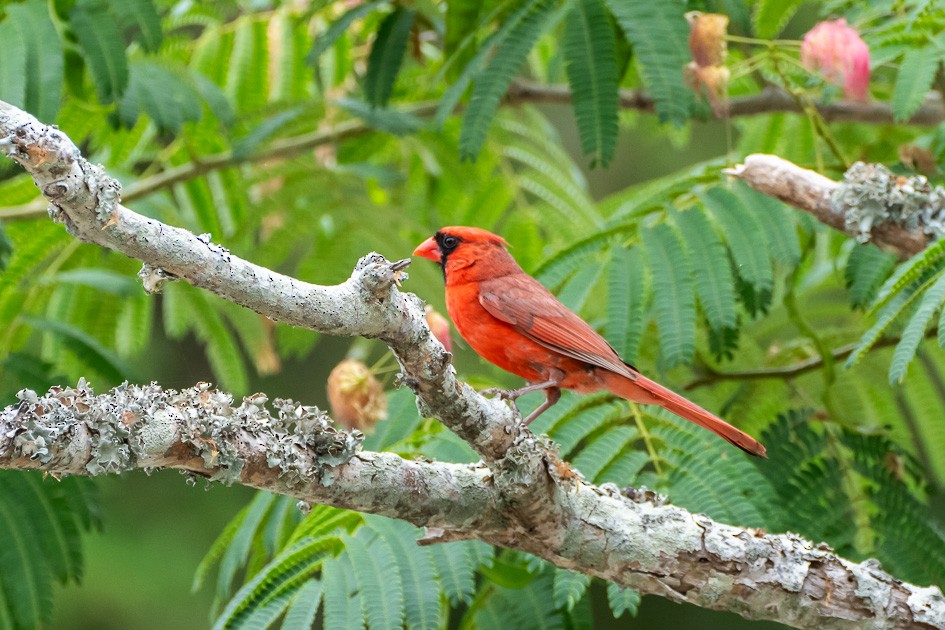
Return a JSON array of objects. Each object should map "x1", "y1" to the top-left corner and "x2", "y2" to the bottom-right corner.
[{"x1": 413, "y1": 236, "x2": 440, "y2": 262}]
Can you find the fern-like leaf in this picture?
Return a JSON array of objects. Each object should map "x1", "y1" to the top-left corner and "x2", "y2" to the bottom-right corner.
[
  {"x1": 214, "y1": 536, "x2": 344, "y2": 630},
  {"x1": 673, "y1": 208, "x2": 737, "y2": 332},
  {"x1": 429, "y1": 542, "x2": 480, "y2": 606},
  {"x1": 701, "y1": 187, "x2": 773, "y2": 293},
  {"x1": 605, "y1": 0, "x2": 692, "y2": 125},
  {"x1": 870, "y1": 238, "x2": 945, "y2": 315},
  {"x1": 112, "y1": 0, "x2": 163, "y2": 52},
  {"x1": 752, "y1": 0, "x2": 804, "y2": 38},
  {"x1": 734, "y1": 182, "x2": 801, "y2": 267},
  {"x1": 605, "y1": 246, "x2": 649, "y2": 364},
  {"x1": 281, "y1": 580, "x2": 321, "y2": 630},
  {"x1": 366, "y1": 516, "x2": 440, "y2": 630},
  {"x1": 606, "y1": 582, "x2": 640, "y2": 618},
  {"x1": 889, "y1": 271, "x2": 945, "y2": 383},
  {"x1": 322, "y1": 553, "x2": 364, "y2": 630},
  {"x1": 4, "y1": 1, "x2": 63, "y2": 121},
  {"x1": 893, "y1": 45, "x2": 942, "y2": 122},
  {"x1": 459, "y1": 0, "x2": 561, "y2": 160},
  {"x1": 70, "y1": 0, "x2": 129, "y2": 103},
  {"x1": 563, "y1": 0, "x2": 619, "y2": 167},
  {"x1": 364, "y1": 8, "x2": 416, "y2": 107},
  {"x1": 846, "y1": 244, "x2": 897, "y2": 309},
  {"x1": 552, "y1": 568, "x2": 590, "y2": 612},
  {"x1": 643, "y1": 223, "x2": 696, "y2": 367},
  {"x1": 308, "y1": 1, "x2": 384, "y2": 70},
  {"x1": 343, "y1": 530, "x2": 405, "y2": 630}
]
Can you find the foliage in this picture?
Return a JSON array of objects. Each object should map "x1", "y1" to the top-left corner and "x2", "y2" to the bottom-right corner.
[{"x1": 2, "y1": 0, "x2": 945, "y2": 627}]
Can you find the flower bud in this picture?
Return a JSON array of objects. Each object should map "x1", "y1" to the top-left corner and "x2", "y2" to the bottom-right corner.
[
  {"x1": 685, "y1": 12, "x2": 730, "y2": 116},
  {"x1": 326, "y1": 359, "x2": 387, "y2": 432},
  {"x1": 425, "y1": 305, "x2": 452, "y2": 352},
  {"x1": 801, "y1": 19, "x2": 870, "y2": 101}
]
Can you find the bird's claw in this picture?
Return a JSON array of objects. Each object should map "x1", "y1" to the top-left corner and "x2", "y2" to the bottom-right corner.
[{"x1": 480, "y1": 387, "x2": 517, "y2": 401}]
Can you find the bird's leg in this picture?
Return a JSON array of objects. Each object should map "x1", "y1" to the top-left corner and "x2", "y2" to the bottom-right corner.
[
  {"x1": 480, "y1": 371, "x2": 565, "y2": 425},
  {"x1": 522, "y1": 386, "x2": 561, "y2": 425}
]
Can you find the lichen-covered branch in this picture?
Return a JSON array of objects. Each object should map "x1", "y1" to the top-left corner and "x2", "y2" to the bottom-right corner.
[
  {"x1": 0, "y1": 381, "x2": 502, "y2": 529},
  {"x1": 0, "y1": 99, "x2": 525, "y2": 465},
  {"x1": 728, "y1": 154, "x2": 935, "y2": 259},
  {"x1": 2, "y1": 381, "x2": 943, "y2": 629}
]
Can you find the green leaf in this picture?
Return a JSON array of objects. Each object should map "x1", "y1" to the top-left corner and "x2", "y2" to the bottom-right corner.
[
  {"x1": 674, "y1": 209, "x2": 737, "y2": 332},
  {"x1": 430, "y1": 542, "x2": 478, "y2": 606},
  {"x1": 563, "y1": 0, "x2": 619, "y2": 166},
  {"x1": 848, "y1": 269, "x2": 943, "y2": 368},
  {"x1": 281, "y1": 579, "x2": 322, "y2": 630},
  {"x1": 308, "y1": 1, "x2": 384, "y2": 70},
  {"x1": 552, "y1": 568, "x2": 590, "y2": 611},
  {"x1": 606, "y1": 582, "x2": 640, "y2": 618},
  {"x1": 227, "y1": 18, "x2": 269, "y2": 113},
  {"x1": 322, "y1": 553, "x2": 364, "y2": 630},
  {"x1": 734, "y1": 182, "x2": 801, "y2": 267},
  {"x1": 232, "y1": 107, "x2": 307, "y2": 160},
  {"x1": 0, "y1": 227, "x2": 13, "y2": 272},
  {"x1": 752, "y1": 0, "x2": 804, "y2": 38},
  {"x1": 215, "y1": 492, "x2": 278, "y2": 601},
  {"x1": 893, "y1": 45, "x2": 941, "y2": 122},
  {"x1": 0, "y1": 18, "x2": 27, "y2": 109},
  {"x1": 846, "y1": 244, "x2": 897, "y2": 309},
  {"x1": 445, "y1": 0, "x2": 481, "y2": 74},
  {"x1": 343, "y1": 530, "x2": 404, "y2": 630},
  {"x1": 213, "y1": 536, "x2": 343, "y2": 630},
  {"x1": 557, "y1": 263, "x2": 604, "y2": 313},
  {"x1": 606, "y1": 0, "x2": 693, "y2": 125},
  {"x1": 335, "y1": 98, "x2": 426, "y2": 136},
  {"x1": 872, "y1": 238, "x2": 945, "y2": 316},
  {"x1": 643, "y1": 223, "x2": 696, "y2": 367},
  {"x1": 702, "y1": 187, "x2": 774, "y2": 292},
  {"x1": 0, "y1": 490, "x2": 50, "y2": 628},
  {"x1": 5, "y1": 0, "x2": 63, "y2": 121},
  {"x1": 364, "y1": 8, "x2": 415, "y2": 107},
  {"x1": 111, "y1": 0, "x2": 163, "y2": 52},
  {"x1": 70, "y1": 0, "x2": 129, "y2": 103},
  {"x1": 605, "y1": 247, "x2": 649, "y2": 365},
  {"x1": 460, "y1": 0, "x2": 561, "y2": 159},
  {"x1": 49, "y1": 269, "x2": 139, "y2": 296},
  {"x1": 116, "y1": 61, "x2": 203, "y2": 134},
  {"x1": 889, "y1": 270, "x2": 945, "y2": 383},
  {"x1": 366, "y1": 516, "x2": 440, "y2": 630},
  {"x1": 572, "y1": 425, "x2": 639, "y2": 481},
  {"x1": 23, "y1": 317, "x2": 133, "y2": 383}
]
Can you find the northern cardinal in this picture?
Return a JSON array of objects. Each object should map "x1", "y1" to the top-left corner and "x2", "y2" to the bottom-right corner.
[{"x1": 414, "y1": 226, "x2": 766, "y2": 457}]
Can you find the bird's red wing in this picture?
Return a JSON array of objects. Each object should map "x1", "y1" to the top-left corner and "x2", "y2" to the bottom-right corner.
[{"x1": 478, "y1": 274, "x2": 636, "y2": 380}]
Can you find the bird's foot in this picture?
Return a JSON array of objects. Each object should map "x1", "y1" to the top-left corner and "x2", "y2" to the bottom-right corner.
[{"x1": 480, "y1": 386, "x2": 526, "y2": 401}]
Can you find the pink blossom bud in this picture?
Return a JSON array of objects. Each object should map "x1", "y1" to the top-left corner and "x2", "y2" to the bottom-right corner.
[
  {"x1": 425, "y1": 305, "x2": 452, "y2": 352},
  {"x1": 801, "y1": 18, "x2": 870, "y2": 101}
]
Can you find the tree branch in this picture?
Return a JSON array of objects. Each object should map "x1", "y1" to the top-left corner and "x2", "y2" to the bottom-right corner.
[
  {"x1": 506, "y1": 81, "x2": 945, "y2": 126},
  {"x1": 3, "y1": 85, "x2": 942, "y2": 222},
  {"x1": 3, "y1": 99, "x2": 945, "y2": 628},
  {"x1": 727, "y1": 154, "x2": 937, "y2": 259},
  {"x1": 3, "y1": 380, "x2": 944, "y2": 629}
]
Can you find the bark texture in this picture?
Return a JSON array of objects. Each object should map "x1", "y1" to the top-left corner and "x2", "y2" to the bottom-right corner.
[
  {"x1": 2, "y1": 100, "x2": 944, "y2": 628},
  {"x1": 729, "y1": 154, "x2": 937, "y2": 259}
]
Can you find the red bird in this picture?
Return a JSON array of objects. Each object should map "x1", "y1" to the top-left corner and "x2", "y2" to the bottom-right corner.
[{"x1": 414, "y1": 226, "x2": 766, "y2": 457}]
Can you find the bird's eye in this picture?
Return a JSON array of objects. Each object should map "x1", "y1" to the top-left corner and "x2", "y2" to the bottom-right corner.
[{"x1": 442, "y1": 235, "x2": 459, "y2": 250}]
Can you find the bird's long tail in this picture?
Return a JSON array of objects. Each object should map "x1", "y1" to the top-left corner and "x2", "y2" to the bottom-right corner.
[{"x1": 603, "y1": 372, "x2": 767, "y2": 458}]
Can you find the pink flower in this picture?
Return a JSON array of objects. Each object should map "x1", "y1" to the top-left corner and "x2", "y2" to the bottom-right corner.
[{"x1": 801, "y1": 18, "x2": 870, "y2": 101}]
